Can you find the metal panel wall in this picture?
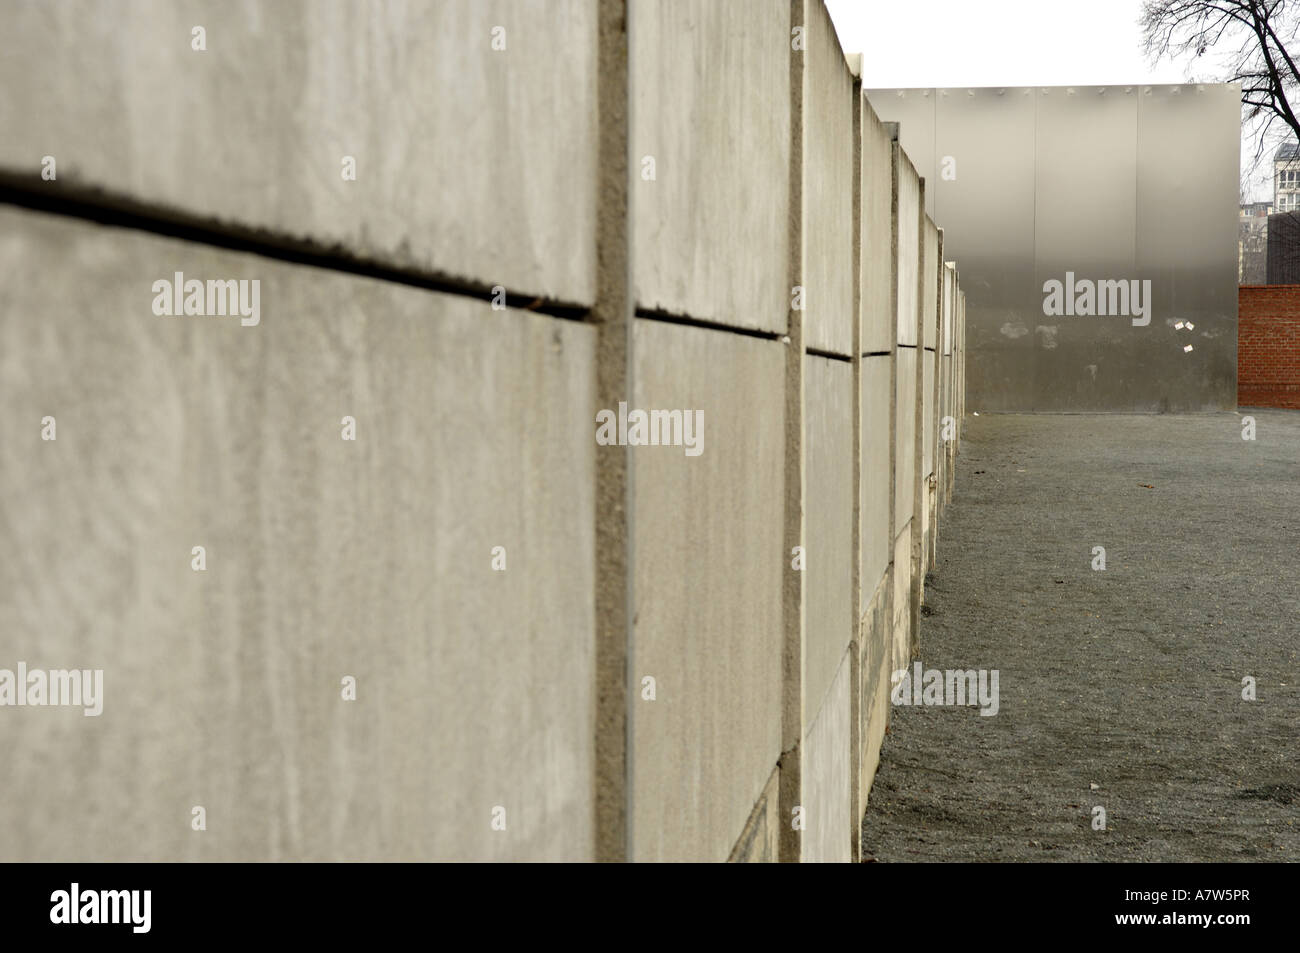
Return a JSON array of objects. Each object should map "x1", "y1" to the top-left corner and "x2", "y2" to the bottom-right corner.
[
  {"x1": 1135, "y1": 84, "x2": 1240, "y2": 411},
  {"x1": 867, "y1": 84, "x2": 1239, "y2": 412},
  {"x1": 934, "y1": 86, "x2": 1037, "y2": 413}
]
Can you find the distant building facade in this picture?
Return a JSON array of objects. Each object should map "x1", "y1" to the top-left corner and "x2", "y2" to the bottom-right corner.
[
  {"x1": 1275, "y1": 142, "x2": 1300, "y2": 212},
  {"x1": 1240, "y1": 200, "x2": 1271, "y2": 284}
]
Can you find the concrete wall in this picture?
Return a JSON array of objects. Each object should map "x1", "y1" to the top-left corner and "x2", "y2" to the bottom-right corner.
[
  {"x1": 920, "y1": 218, "x2": 940, "y2": 577},
  {"x1": 0, "y1": 0, "x2": 968, "y2": 863},
  {"x1": 0, "y1": 0, "x2": 600, "y2": 306},
  {"x1": 892, "y1": 145, "x2": 923, "y2": 677},
  {"x1": 0, "y1": 205, "x2": 597, "y2": 862},
  {"x1": 630, "y1": 321, "x2": 785, "y2": 862}
]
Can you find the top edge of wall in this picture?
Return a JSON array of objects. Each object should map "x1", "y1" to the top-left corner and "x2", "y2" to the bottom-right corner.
[{"x1": 868, "y1": 83, "x2": 1240, "y2": 96}]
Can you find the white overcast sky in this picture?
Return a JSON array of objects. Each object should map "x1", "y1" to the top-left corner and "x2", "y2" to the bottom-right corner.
[{"x1": 825, "y1": 0, "x2": 1272, "y2": 200}]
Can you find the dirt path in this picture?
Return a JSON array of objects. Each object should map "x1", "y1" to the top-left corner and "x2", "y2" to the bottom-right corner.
[{"x1": 861, "y1": 411, "x2": 1300, "y2": 862}]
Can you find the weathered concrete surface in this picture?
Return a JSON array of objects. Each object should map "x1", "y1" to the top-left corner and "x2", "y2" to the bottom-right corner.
[
  {"x1": 865, "y1": 89, "x2": 936, "y2": 218},
  {"x1": 858, "y1": 569, "x2": 893, "y2": 813},
  {"x1": 801, "y1": 648, "x2": 852, "y2": 862},
  {"x1": 860, "y1": 355, "x2": 892, "y2": 600},
  {"x1": 894, "y1": 152, "x2": 921, "y2": 348},
  {"x1": 630, "y1": 320, "x2": 785, "y2": 862},
  {"x1": 802, "y1": 0, "x2": 855, "y2": 356},
  {"x1": 922, "y1": 351, "x2": 936, "y2": 570},
  {"x1": 727, "y1": 765, "x2": 780, "y2": 862},
  {"x1": 804, "y1": 356, "x2": 854, "y2": 718},
  {"x1": 0, "y1": 206, "x2": 596, "y2": 862},
  {"x1": 861, "y1": 99, "x2": 894, "y2": 355},
  {"x1": 0, "y1": 0, "x2": 598, "y2": 305},
  {"x1": 864, "y1": 412, "x2": 1300, "y2": 862},
  {"x1": 630, "y1": 0, "x2": 790, "y2": 333},
  {"x1": 891, "y1": 525, "x2": 912, "y2": 677},
  {"x1": 942, "y1": 265, "x2": 958, "y2": 504},
  {"x1": 894, "y1": 347, "x2": 917, "y2": 527},
  {"x1": 922, "y1": 218, "x2": 940, "y2": 352}
]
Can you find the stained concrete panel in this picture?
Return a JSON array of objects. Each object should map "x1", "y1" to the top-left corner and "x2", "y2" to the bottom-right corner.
[
  {"x1": 861, "y1": 99, "x2": 895, "y2": 355},
  {"x1": 895, "y1": 152, "x2": 921, "y2": 347},
  {"x1": 922, "y1": 351, "x2": 936, "y2": 571},
  {"x1": 894, "y1": 347, "x2": 917, "y2": 527},
  {"x1": 0, "y1": 0, "x2": 599, "y2": 305},
  {"x1": 727, "y1": 765, "x2": 780, "y2": 862},
  {"x1": 923, "y1": 218, "x2": 940, "y2": 351},
  {"x1": 0, "y1": 206, "x2": 596, "y2": 862},
  {"x1": 860, "y1": 355, "x2": 892, "y2": 602},
  {"x1": 804, "y1": 356, "x2": 854, "y2": 719},
  {"x1": 631, "y1": 0, "x2": 791, "y2": 334},
  {"x1": 943, "y1": 263, "x2": 956, "y2": 357},
  {"x1": 802, "y1": 0, "x2": 855, "y2": 356},
  {"x1": 801, "y1": 648, "x2": 852, "y2": 863},
  {"x1": 891, "y1": 524, "x2": 912, "y2": 675},
  {"x1": 865, "y1": 89, "x2": 936, "y2": 217},
  {"x1": 923, "y1": 350, "x2": 936, "y2": 478},
  {"x1": 858, "y1": 568, "x2": 892, "y2": 811},
  {"x1": 630, "y1": 319, "x2": 784, "y2": 862}
]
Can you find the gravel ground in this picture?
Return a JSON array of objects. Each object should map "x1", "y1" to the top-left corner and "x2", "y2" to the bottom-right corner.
[{"x1": 861, "y1": 410, "x2": 1300, "y2": 862}]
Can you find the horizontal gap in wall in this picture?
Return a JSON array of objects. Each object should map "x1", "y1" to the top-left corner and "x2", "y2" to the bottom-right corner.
[
  {"x1": 0, "y1": 176, "x2": 589, "y2": 321},
  {"x1": 924, "y1": 346, "x2": 936, "y2": 353},
  {"x1": 862, "y1": 350, "x2": 892, "y2": 358},
  {"x1": 897, "y1": 342, "x2": 919, "y2": 350},
  {"x1": 633, "y1": 307, "x2": 783, "y2": 341},
  {"x1": 805, "y1": 347, "x2": 852, "y2": 363}
]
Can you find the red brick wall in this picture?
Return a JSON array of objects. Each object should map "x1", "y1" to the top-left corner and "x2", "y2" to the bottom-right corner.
[{"x1": 1238, "y1": 286, "x2": 1300, "y2": 409}]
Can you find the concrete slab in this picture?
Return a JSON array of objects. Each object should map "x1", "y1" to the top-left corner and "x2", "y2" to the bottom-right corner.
[
  {"x1": 801, "y1": 647, "x2": 852, "y2": 862},
  {"x1": 923, "y1": 218, "x2": 940, "y2": 351},
  {"x1": 0, "y1": 0, "x2": 599, "y2": 305},
  {"x1": 631, "y1": 0, "x2": 791, "y2": 334},
  {"x1": 861, "y1": 354, "x2": 892, "y2": 601},
  {"x1": 861, "y1": 99, "x2": 895, "y2": 355},
  {"x1": 891, "y1": 524, "x2": 912, "y2": 675},
  {"x1": 865, "y1": 88, "x2": 937, "y2": 218},
  {"x1": 630, "y1": 319, "x2": 785, "y2": 862},
  {"x1": 858, "y1": 568, "x2": 892, "y2": 812},
  {"x1": 923, "y1": 350, "x2": 936, "y2": 479},
  {"x1": 727, "y1": 765, "x2": 780, "y2": 862},
  {"x1": 0, "y1": 206, "x2": 597, "y2": 862},
  {"x1": 895, "y1": 150, "x2": 921, "y2": 348},
  {"x1": 895, "y1": 346, "x2": 917, "y2": 527},
  {"x1": 804, "y1": 355, "x2": 854, "y2": 719},
  {"x1": 802, "y1": 0, "x2": 855, "y2": 356}
]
